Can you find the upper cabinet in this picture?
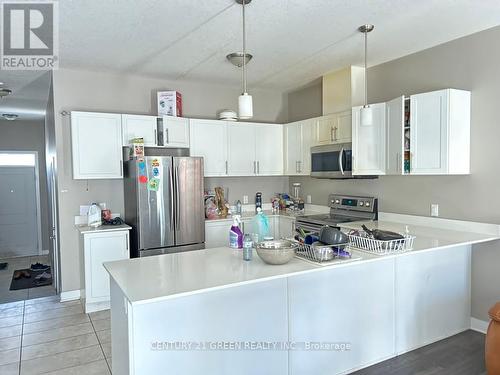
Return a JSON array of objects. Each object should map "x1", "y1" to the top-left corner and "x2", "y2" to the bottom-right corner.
[
  {"x1": 352, "y1": 103, "x2": 386, "y2": 175},
  {"x1": 255, "y1": 123, "x2": 284, "y2": 175},
  {"x1": 158, "y1": 116, "x2": 190, "y2": 148},
  {"x1": 284, "y1": 120, "x2": 313, "y2": 175},
  {"x1": 121, "y1": 114, "x2": 158, "y2": 146},
  {"x1": 227, "y1": 122, "x2": 256, "y2": 176},
  {"x1": 313, "y1": 111, "x2": 352, "y2": 146},
  {"x1": 190, "y1": 119, "x2": 228, "y2": 177},
  {"x1": 71, "y1": 111, "x2": 123, "y2": 180},
  {"x1": 385, "y1": 89, "x2": 470, "y2": 175}
]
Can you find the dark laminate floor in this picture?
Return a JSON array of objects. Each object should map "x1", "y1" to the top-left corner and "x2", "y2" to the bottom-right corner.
[{"x1": 352, "y1": 330, "x2": 486, "y2": 375}]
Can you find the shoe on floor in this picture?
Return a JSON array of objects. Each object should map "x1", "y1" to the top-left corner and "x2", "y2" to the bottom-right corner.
[
  {"x1": 34, "y1": 271, "x2": 52, "y2": 285},
  {"x1": 0, "y1": 262, "x2": 7, "y2": 270},
  {"x1": 30, "y1": 262, "x2": 49, "y2": 271}
]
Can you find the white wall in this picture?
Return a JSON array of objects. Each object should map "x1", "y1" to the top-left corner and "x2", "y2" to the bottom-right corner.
[
  {"x1": 288, "y1": 25, "x2": 500, "y2": 321},
  {"x1": 52, "y1": 68, "x2": 288, "y2": 293}
]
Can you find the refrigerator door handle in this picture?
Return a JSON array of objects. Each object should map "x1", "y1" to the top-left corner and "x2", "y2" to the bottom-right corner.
[
  {"x1": 175, "y1": 165, "x2": 180, "y2": 231},
  {"x1": 169, "y1": 165, "x2": 174, "y2": 231}
]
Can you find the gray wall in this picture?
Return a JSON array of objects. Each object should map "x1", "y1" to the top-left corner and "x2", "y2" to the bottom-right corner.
[
  {"x1": 52, "y1": 68, "x2": 288, "y2": 293},
  {"x1": 0, "y1": 118, "x2": 50, "y2": 253},
  {"x1": 288, "y1": 26, "x2": 500, "y2": 321},
  {"x1": 288, "y1": 78, "x2": 322, "y2": 122}
]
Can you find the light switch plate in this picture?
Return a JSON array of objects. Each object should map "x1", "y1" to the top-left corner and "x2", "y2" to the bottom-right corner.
[
  {"x1": 243, "y1": 195, "x2": 249, "y2": 204},
  {"x1": 307, "y1": 195, "x2": 312, "y2": 204},
  {"x1": 431, "y1": 204, "x2": 439, "y2": 217}
]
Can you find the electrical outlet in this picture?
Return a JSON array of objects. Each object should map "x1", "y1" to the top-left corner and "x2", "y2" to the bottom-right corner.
[
  {"x1": 431, "y1": 204, "x2": 439, "y2": 217},
  {"x1": 243, "y1": 195, "x2": 249, "y2": 204},
  {"x1": 307, "y1": 195, "x2": 312, "y2": 204}
]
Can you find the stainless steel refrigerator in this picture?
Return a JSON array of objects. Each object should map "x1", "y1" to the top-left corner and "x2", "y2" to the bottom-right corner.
[{"x1": 124, "y1": 155, "x2": 205, "y2": 257}]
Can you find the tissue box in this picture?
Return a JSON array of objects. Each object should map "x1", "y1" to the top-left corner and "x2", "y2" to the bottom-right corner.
[{"x1": 157, "y1": 91, "x2": 182, "y2": 117}]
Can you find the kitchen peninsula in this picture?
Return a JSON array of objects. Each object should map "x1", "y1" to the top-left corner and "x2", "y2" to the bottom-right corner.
[{"x1": 104, "y1": 215, "x2": 500, "y2": 375}]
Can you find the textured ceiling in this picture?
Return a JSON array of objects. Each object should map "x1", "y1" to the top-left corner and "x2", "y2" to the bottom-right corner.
[{"x1": 57, "y1": 0, "x2": 500, "y2": 90}]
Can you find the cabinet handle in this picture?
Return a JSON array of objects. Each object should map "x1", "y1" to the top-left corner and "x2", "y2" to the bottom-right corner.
[
  {"x1": 154, "y1": 129, "x2": 157, "y2": 145},
  {"x1": 225, "y1": 161, "x2": 228, "y2": 175},
  {"x1": 257, "y1": 161, "x2": 260, "y2": 174},
  {"x1": 297, "y1": 161, "x2": 302, "y2": 173},
  {"x1": 253, "y1": 161, "x2": 256, "y2": 174},
  {"x1": 120, "y1": 160, "x2": 123, "y2": 176},
  {"x1": 166, "y1": 128, "x2": 169, "y2": 144},
  {"x1": 295, "y1": 161, "x2": 299, "y2": 173}
]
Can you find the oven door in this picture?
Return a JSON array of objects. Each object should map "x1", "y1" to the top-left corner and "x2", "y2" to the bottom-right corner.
[{"x1": 310, "y1": 143, "x2": 352, "y2": 178}]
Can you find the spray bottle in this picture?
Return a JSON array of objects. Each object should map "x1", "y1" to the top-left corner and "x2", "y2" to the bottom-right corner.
[{"x1": 229, "y1": 215, "x2": 243, "y2": 249}]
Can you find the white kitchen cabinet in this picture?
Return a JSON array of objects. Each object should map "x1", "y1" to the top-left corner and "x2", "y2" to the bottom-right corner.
[
  {"x1": 121, "y1": 114, "x2": 157, "y2": 146},
  {"x1": 227, "y1": 122, "x2": 256, "y2": 176},
  {"x1": 410, "y1": 89, "x2": 470, "y2": 175},
  {"x1": 255, "y1": 124, "x2": 283, "y2": 175},
  {"x1": 81, "y1": 229, "x2": 130, "y2": 313},
  {"x1": 313, "y1": 111, "x2": 352, "y2": 146},
  {"x1": 205, "y1": 221, "x2": 230, "y2": 249},
  {"x1": 352, "y1": 103, "x2": 387, "y2": 175},
  {"x1": 70, "y1": 111, "x2": 123, "y2": 179},
  {"x1": 190, "y1": 119, "x2": 228, "y2": 177},
  {"x1": 385, "y1": 96, "x2": 406, "y2": 175},
  {"x1": 283, "y1": 120, "x2": 312, "y2": 176},
  {"x1": 159, "y1": 116, "x2": 190, "y2": 148}
]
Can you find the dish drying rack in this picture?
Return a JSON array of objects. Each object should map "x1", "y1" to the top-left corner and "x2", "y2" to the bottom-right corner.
[
  {"x1": 291, "y1": 240, "x2": 352, "y2": 263},
  {"x1": 347, "y1": 232, "x2": 415, "y2": 256}
]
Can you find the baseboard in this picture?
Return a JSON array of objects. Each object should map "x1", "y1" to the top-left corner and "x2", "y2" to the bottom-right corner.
[
  {"x1": 60, "y1": 290, "x2": 81, "y2": 302},
  {"x1": 471, "y1": 317, "x2": 489, "y2": 334}
]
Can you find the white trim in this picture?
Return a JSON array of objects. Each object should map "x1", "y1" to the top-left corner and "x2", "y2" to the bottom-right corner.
[
  {"x1": 41, "y1": 249, "x2": 49, "y2": 255},
  {"x1": 379, "y1": 212, "x2": 500, "y2": 236},
  {"x1": 60, "y1": 290, "x2": 81, "y2": 302},
  {"x1": 471, "y1": 317, "x2": 489, "y2": 334}
]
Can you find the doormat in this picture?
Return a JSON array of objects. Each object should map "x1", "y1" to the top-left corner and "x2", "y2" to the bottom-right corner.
[{"x1": 9, "y1": 267, "x2": 52, "y2": 290}]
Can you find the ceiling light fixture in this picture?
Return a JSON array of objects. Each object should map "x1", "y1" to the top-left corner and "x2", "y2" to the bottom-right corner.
[
  {"x1": 0, "y1": 88, "x2": 12, "y2": 98},
  {"x1": 236, "y1": 0, "x2": 253, "y2": 119},
  {"x1": 2, "y1": 113, "x2": 18, "y2": 121},
  {"x1": 359, "y1": 24, "x2": 374, "y2": 126}
]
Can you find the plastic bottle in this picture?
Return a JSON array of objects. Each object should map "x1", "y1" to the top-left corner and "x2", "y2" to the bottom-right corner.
[
  {"x1": 252, "y1": 208, "x2": 270, "y2": 242},
  {"x1": 229, "y1": 215, "x2": 243, "y2": 249},
  {"x1": 236, "y1": 200, "x2": 242, "y2": 215},
  {"x1": 243, "y1": 234, "x2": 253, "y2": 261}
]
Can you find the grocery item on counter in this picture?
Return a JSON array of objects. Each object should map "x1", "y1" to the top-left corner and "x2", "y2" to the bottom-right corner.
[
  {"x1": 215, "y1": 187, "x2": 228, "y2": 218},
  {"x1": 243, "y1": 234, "x2": 253, "y2": 261},
  {"x1": 204, "y1": 196, "x2": 218, "y2": 219},
  {"x1": 255, "y1": 192, "x2": 262, "y2": 213}
]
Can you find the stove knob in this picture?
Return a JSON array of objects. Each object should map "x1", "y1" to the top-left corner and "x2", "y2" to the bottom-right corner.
[
  {"x1": 359, "y1": 202, "x2": 364, "y2": 206},
  {"x1": 335, "y1": 199, "x2": 340, "y2": 204},
  {"x1": 365, "y1": 201, "x2": 371, "y2": 207}
]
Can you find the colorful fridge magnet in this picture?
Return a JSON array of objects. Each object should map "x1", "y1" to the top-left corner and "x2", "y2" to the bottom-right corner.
[
  {"x1": 139, "y1": 175, "x2": 148, "y2": 184},
  {"x1": 151, "y1": 158, "x2": 160, "y2": 168},
  {"x1": 147, "y1": 177, "x2": 160, "y2": 191},
  {"x1": 152, "y1": 167, "x2": 160, "y2": 177}
]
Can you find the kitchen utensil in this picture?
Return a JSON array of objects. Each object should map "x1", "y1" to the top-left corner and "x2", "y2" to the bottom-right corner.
[
  {"x1": 311, "y1": 241, "x2": 335, "y2": 261},
  {"x1": 319, "y1": 226, "x2": 348, "y2": 245},
  {"x1": 361, "y1": 225, "x2": 404, "y2": 241},
  {"x1": 256, "y1": 240, "x2": 298, "y2": 265}
]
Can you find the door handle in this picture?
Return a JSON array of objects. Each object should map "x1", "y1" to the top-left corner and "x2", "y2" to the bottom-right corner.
[
  {"x1": 169, "y1": 166, "x2": 174, "y2": 230},
  {"x1": 339, "y1": 147, "x2": 345, "y2": 175},
  {"x1": 175, "y1": 166, "x2": 180, "y2": 231}
]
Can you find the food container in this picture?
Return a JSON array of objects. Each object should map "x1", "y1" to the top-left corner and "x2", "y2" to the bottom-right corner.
[
  {"x1": 256, "y1": 240, "x2": 298, "y2": 265},
  {"x1": 157, "y1": 91, "x2": 182, "y2": 117}
]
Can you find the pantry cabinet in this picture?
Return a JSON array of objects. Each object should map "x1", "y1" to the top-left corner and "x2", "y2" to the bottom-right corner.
[
  {"x1": 352, "y1": 103, "x2": 387, "y2": 175},
  {"x1": 121, "y1": 114, "x2": 158, "y2": 146},
  {"x1": 80, "y1": 228, "x2": 130, "y2": 313},
  {"x1": 284, "y1": 120, "x2": 313, "y2": 175},
  {"x1": 385, "y1": 89, "x2": 471, "y2": 175},
  {"x1": 313, "y1": 111, "x2": 352, "y2": 146},
  {"x1": 159, "y1": 116, "x2": 190, "y2": 148},
  {"x1": 71, "y1": 111, "x2": 123, "y2": 179},
  {"x1": 190, "y1": 119, "x2": 228, "y2": 177}
]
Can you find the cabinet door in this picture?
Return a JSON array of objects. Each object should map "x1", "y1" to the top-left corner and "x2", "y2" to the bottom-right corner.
[
  {"x1": 299, "y1": 120, "x2": 313, "y2": 175},
  {"x1": 227, "y1": 122, "x2": 256, "y2": 176},
  {"x1": 84, "y1": 231, "x2": 129, "y2": 301},
  {"x1": 410, "y1": 90, "x2": 448, "y2": 174},
  {"x1": 71, "y1": 111, "x2": 123, "y2": 179},
  {"x1": 205, "y1": 221, "x2": 230, "y2": 249},
  {"x1": 121, "y1": 114, "x2": 157, "y2": 146},
  {"x1": 190, "y1": 120, "x2": 228, "y2": 177},
  {"x1": 314, "y1": 115, "x2": 337, "y2": 145},
  {"x1": 162, "y1": 116, "x2": 190, "y2": 148},
  {"x1": 255, "y1": 124, "x2": 283, "y2": 175},
  {"x1": 336, "y1": 110, "x2": 352, "y2": 142},
  {"x1": 385, "y1": 96, "x2": 405, "y2": 175},
  {"x1": 352, "y1": 103, "x2": 386, "y2": 175},
  {"x1": 284, "y1": 122, "x2": 301, "y2": 175}
]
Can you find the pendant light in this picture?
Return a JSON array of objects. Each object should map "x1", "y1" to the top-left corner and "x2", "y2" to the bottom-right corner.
[
  {"x1": 237, "y1": 0, "x2": 253, "y2": 119},
  {"x1": 359, "y1": 24, "x2": 374, "y2": 126}
]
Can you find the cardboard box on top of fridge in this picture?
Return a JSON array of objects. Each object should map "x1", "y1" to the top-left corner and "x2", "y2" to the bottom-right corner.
[{"x1": 157, "y1": 91, "x2": 182, "y2": 117}]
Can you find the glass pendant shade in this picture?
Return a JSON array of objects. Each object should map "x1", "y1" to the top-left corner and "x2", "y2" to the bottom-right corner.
[
  {"x1": 360, "y1": 105, "x2": 373, "y2": 126},
  {"x1": 238, "y1": 93, "x2": 253, "y2": 119}
]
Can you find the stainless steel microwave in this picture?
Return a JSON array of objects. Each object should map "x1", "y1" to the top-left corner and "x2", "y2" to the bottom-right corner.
[{"x1": 310, "y1": 143, "x2": 353, "y2": 179}]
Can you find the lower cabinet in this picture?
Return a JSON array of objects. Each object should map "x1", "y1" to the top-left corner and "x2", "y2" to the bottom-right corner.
[{"x1": 80, "y1": 229, "x2": 130, "y2": 313}]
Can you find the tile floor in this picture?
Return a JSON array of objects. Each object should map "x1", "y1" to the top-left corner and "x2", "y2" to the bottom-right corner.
[
  {"x1": 0, "y1": 296, "x2": 111, "y2": 374},
  {"x1": 0, "y1": 256, "x2": 56, "y2": 304}
]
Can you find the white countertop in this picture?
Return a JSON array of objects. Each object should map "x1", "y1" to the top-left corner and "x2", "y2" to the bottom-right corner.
[
  {"x1": 104, "y1": 217, "x2": 500, "y2": 305},
  {"x1": 76, "y1": 224, "x2": 131, "y2": 234}
]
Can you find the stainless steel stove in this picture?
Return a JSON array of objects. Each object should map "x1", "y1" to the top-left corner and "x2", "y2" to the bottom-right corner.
[{"x1": 296, "y1": 194, "x2": 377, "y2": 233}]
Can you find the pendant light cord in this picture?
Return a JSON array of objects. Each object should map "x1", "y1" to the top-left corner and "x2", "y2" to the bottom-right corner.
[
  {"x1": 242, "y1": 0, "x2": 247, "y2": 95},
  {"x1": 364, "y1": 29, "x2": 368, "y2": 107}
]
